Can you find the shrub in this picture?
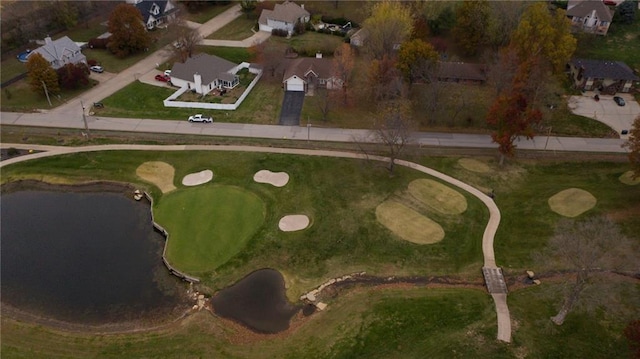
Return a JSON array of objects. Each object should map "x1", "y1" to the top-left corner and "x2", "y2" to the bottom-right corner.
[
  {"x1": 87, "y1": 59, "x2": 98, "y2": 66},
  {"x1": 7, "y1": 147, "x2": 19, "y2": 156},
  {"x1": 88, "y1": 37, "x2": 109, "y2": 49},
  {"x1": 4, "y1": 88, "x2": 12, "y2": 100}
]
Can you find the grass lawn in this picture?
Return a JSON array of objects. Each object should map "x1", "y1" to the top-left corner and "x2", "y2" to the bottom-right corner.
[
  {"x1": 574, "y1": 16, "x2": 640, "y2": 72},
  {"x1": 197, "y1": 45, "x2": 253, "y2": 64},
  {"x1": 0, "y1": 79, "x2": 99, "y2": 112},
  {"x1": 207, "y1": 16, "x2": 257, "y2": 41},
  {"x1": 156, "y1": 185, "x2": 266, "y2": 274},
  {"x1": 182, "y1": 3, "x2": 234, "y2": 24},
  {"x1": 271, "y1": 31, "x2": 346, "y2": 56},
  {"x1": 303, "y1": 1, "x2": 372, "y2": 24},
  {"x1": 0, "y1": 58, "x2": 27, "y2": 83}
]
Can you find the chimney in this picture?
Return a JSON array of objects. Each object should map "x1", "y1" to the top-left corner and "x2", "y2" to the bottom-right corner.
[
  {"x1": 45, "y1": 36, "x2": 53, "y2": 45},
  {"x1": 194, "y1": 73, "x2": 202, "y2": 94},
  {"x1": 316, "y1": 52, "x2": 322, "y2": 59}
]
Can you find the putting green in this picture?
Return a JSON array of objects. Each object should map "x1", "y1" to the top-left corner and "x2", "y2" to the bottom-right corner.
[
  {"x1": 619, "y1": 171, "x2": 640, "y2": 185},
  {"x1": 155, "y1": 185, "x2": 265, "y2": 273},
  {"x1": 408, "y1": 179, "x2": 467, "y2": 215},
  {"x1": 376, "y1": 200, "x2": 445, "y2": 244},
  {"x1": 548, "y1": 188, "x2": 597, "y2": 217},
  {"x1": 136, "y1": 161, "x2": 176, "y2": 193}
]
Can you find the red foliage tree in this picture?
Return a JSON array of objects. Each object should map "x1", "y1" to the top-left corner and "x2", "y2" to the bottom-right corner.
[{"x1": 56, "y1": 63, "x2": 90, "y2": 90}]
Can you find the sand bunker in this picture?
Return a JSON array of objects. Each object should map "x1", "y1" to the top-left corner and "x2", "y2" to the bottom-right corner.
[
  {"x1": 136, "y1": 161, "x2": 176, "y2": 193},
  {"x1": 254, "y1": 170, "x2": 289, "y2": 187},
  {"x1": 458, "y1": 158, "x2": 491, "y2": 173},
  {"x1": 548, "y1": 188, "x2": 597, "y2": 217},
  {"x1": 376, "y1": 200, "x2": 444, "y2": 244},
  {"x1": 279, "y1": 215, "x2": 310, "y2": 232},
  {"x1": 182, "y1": 170, "x2": 214, "y2": 186},
  {"x1": 619, "y1": 171, "x2": 640, "y2": 185},
  {"x1": 408, "y1": 179, "x2": 467, "y2": 215}
]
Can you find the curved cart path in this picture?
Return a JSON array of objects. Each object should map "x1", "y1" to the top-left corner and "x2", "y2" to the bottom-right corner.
[{"x1": 0, "y1": 144, "x2": 511, "y2": 342}]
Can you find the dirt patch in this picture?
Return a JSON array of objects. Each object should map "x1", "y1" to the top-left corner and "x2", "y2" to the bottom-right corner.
[
  {"x1": 376, "y1": 200, "x2": 444, "y2": 244},
  {"x1": 548, "y1": 188, "x2": 597, "y2": 217},
  {"x1": 619, "y1": 171, "x2": 640, "y2": 185},
  {"x1": 458, "y1": 158, "x2": 491, "y2": 173},
  {"x1": 182, "y1": 169, "x2": 214, "y2": 186},
  {"x1": 136, "y1": 161, "x2": 176, "y2": 193},
  {"x1": 278, "y1": 214, "x2": 310, "y2": 232},
  {"x1": 408, "y1": 178, "x2": 467, "y2": 215},
  {"x1": 253, "y1": 170, "x2": 289, "y2": 187}
]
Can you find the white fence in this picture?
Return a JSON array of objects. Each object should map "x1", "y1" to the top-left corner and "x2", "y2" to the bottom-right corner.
[{"x1": 163, "y1": 62, "x2": 263, "y2": 111}]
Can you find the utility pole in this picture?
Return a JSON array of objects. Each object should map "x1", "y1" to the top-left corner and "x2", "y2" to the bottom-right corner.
[
  {"x1": 80, "y1": 100, "x2": 91, "y2": 140},
  {"x1": 41, "y1": 80, "x2": 52, "y2": 107}
]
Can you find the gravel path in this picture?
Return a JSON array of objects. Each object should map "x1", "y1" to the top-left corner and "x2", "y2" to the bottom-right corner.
[{"x1": 0, "y1": 143, "x2": 511, "y2": 342}]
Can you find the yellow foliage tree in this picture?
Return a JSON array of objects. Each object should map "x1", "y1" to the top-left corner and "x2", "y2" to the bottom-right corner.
[
  {"x1": 363, "y1": 1, "x2": 413, "y2": 60},
  {"x1": 26, "y1": 52, "x2": 60, "y2": 96}
]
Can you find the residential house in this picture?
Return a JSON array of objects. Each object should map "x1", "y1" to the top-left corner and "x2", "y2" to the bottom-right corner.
[
  {"x1": 170, "y1": 54, "x2": 241, "y2": 94},
  {"x1": 127, "y1": 0, "x2": 178, "y2": 30},
  {"x1": 568, "y1": 58, "x2": 639, "y2": 93},
  {"x1": 349, "y1": 28, "x2": 368, "y2": 47},
  {"x1": 28, "y1": 36, "x2": 86, "y2": 70},
  {"x1": 566, "y1": 0, "x2": 614, "y2": 36},
  {"x1": 437, "y1": 62, "x2": 487, "y2": 84},
  {"x1": 283, "y1": 53, "x2": 342, "y2": 92},
  {"x1": 258, "y1": 1, "x2": 310, "y2": 36}
]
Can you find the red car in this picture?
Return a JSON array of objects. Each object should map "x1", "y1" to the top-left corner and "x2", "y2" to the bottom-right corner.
[{"x1": 155, "y1": 74, "x2": 170, "y2": 82}]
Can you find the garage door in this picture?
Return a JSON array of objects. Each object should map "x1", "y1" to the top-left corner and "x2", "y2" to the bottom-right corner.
[{"x1": 286, "y1": 81, "x2": 304, "y2": 92}]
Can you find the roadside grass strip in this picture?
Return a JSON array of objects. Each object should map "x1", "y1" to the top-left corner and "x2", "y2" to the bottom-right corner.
[
  {"x1": 155, "y1": 185, "x2": 265, "y2": 273},
  {"x1": 253, "y1": 170, "x2": 289, "y2": 187},
  {"x1": 278, "y1": 214, "x2": 310, "y2": 232},
  {"x1": 136, "y1": 161, "x2": 176, "y2": 193},
  {"x1": 619, "y1": 171, "x2": 640, "y2": 185},
  {"x1": 182, "y1": 170, "x2": 214, "y2": 186},
  {"x1": 376, "y1": 200, "x2": 445, "y2": 244},
  {"x1": 458, "y1": 158, "x2": 491, "y2": 173},
  {"x1": 548, "y1": 188, "x2": 597, "y2": 217},
  {"x1": 408, "y1": 179, "x2": 468, "y2": 215}
]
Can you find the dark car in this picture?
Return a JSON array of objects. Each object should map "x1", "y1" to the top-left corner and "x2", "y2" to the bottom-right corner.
[
  {"x1": 613, "y1": 96, "x2": 626, "y2": 106},
  {"x1": 155, "y1": 74, "x2": 170, "y2": 82}
]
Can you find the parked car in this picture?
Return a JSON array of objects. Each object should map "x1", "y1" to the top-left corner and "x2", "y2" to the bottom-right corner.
[
  {"x1": 90, "y1": 65, "x2": 103, "y2": 73},
  {"x1": 155, "y1": 74, "x2": 170, "y2": 82},
  {"x1": 613, "y1": 96, "x2": 626, "y2": 106},
  {"x1": 164, "y1": 70, "x2": 172, "y2": 77},
  {"x1": 188, "y1": 114, "x2": 213, "y2": 123}
]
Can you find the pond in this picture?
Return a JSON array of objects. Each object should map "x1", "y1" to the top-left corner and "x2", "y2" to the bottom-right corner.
[
  {"x1": 0, "y1": 183, "x2": 186, "y2": 325},
  {"x1": 211, "y1": 269, "x2": 301, "y2": 333}
]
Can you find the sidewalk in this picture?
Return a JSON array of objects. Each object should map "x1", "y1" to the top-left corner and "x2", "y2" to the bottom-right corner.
[{"x1": 200, "y1": 31, "x2": 271, "y2": 48}]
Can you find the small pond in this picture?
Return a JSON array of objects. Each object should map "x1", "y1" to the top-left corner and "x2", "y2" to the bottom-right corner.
[
  {"x1": 211, "y1": 269, "x2": 300, "y2": 333},
  {"x1": 0, "y1": 183, "x2": 186, "y2": 325}
]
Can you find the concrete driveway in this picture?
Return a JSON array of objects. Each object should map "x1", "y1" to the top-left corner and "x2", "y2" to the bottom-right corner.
[{"x1": 568, "y1": 92, "x2": 640, "y2": 139}]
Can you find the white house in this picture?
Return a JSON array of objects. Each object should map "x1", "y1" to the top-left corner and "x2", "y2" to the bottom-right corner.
[
  {"x1": 170, "y1": 54, "x2": 241, "y2": 94},
  {"x1": 258, "y1": 1, "x2": 310, "y2": 36},
  {"x1": 566, "y1": 0, "x2": 614, "y2": 36},
  {"x1": 127, "y1": 0, "x2": 178, "y2": 30},
  {"x1": 283, "y1": 53, "x2": 342, "y2": 92},
  {"x1": 28, "y1": 36, "x2": 86, "y2": 70}
]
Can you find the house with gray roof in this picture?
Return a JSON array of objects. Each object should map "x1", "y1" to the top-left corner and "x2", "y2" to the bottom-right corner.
[
  {"x1": 170, "y1": 54, "x2": 241, "y2": 94},
  {"x1": 283, "y1": 53, "x2": 342, "y2": 92},
  {"x1": 568, "y1": 58, "x2": 639, "y2": 93},
  {"x1": 259, "y1": 1, "x2": 310, "y2": 36},
  {"x1": 566, "y1": 0, "x2": 614, "y2": 35},
  {"x1": 28, "y1": 36, "x2": 86, "y2": 70}
]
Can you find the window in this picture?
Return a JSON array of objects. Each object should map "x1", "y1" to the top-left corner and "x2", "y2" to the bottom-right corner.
[{"x1": 151, "y1": 3, "x2": 160, "y2": 15}]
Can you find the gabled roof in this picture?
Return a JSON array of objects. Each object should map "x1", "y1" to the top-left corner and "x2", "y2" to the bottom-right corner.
[
  {"x1": 566, "y1": 0, "x2": 614, "y2": 22},
  {"x1": 31, "y1": 36, "x2": 82, "y2": 63},
  {"x1": 133, "y1": 0, "x2": 173, "y2": 23},
  {"x1": 259, "y1": 1, "x2": 309, "y2": 25},
  {"x1": 569, "y1": 58, "x2": 640, "y2": 81},
  {"x1": 171, "y1": 53, "x2": 238, "y2": 84},
  {"x1": 437, "y1": 62, "x2": 486, "y2": 82},
  {"x1": 283, "y1": 57, "x2": 334, "y2": 82}
]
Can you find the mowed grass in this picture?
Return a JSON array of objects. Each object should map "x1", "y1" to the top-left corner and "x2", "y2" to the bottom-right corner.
[
  {"x1": 0, "y1": 79, "x2": 99, "y2": 112},
  {"x1": 155, "y1": 185, "x2": 266, "y2": 274},
  {"x1": 207, "y1": 16, "x2": 256, "y2": 40}
]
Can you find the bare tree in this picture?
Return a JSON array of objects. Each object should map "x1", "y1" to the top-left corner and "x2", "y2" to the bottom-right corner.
[
  {"x1": 249, "y1": 41, "x2": 285, "y2": 80},
  {"x1": 372, "y1": 99, "x2": 415, "y2": 173},
  {"x1": 316, "y1": 88, "x2": 332, "y2": 122},
  {"x1": 165, "y1": 17, "x2": 202, "y2": 62},
  {"x1": 535, "y1": 216, "x2": 639, "y2": 326}
]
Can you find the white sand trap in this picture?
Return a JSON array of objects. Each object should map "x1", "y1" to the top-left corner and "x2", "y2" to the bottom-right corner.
[
  {"x1": 548, "y1": 188, "x2": 597, "y2": 217},
  {"x1": 619, "y1": 171, "x2": 640, "y2": 185},
  {"x1": 279, "y1": 215, "x2": 310, "y2": 232},
  {"x1": 458, "y1": 158, "x2": 491, "y2": 173},
  {"x1": 254, "y1": 170, "x2": 289, "y2": 187},
  {"x1": 408, "y1": 179, "x2": 467, "y2": 215},
  {"x1": 376, "y1": 200, "x2": 444, "y2": 244},
  {"x1": 182, "y1": 170, "x2": 214, "y2": 186},
  {"x1": 136, "y1": 161, "x2": 176, "y2": 193}
]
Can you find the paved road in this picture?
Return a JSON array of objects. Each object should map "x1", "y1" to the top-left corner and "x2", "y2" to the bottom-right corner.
[
  {"x1": 0, "y1": 142, "x2": 512, "y2": 342},
  {"x1": 0, "y1": 111, "x2": 629, "y2": 154}
]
